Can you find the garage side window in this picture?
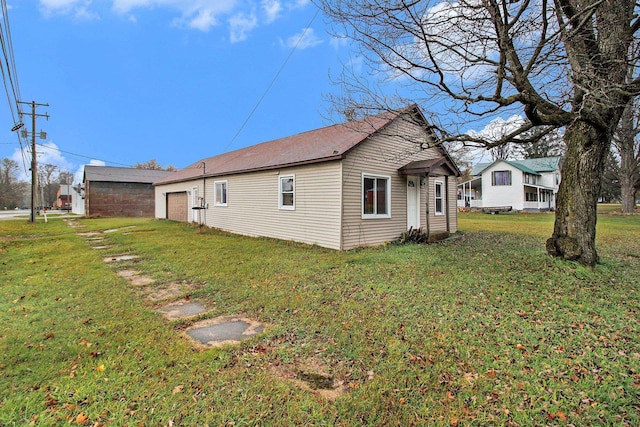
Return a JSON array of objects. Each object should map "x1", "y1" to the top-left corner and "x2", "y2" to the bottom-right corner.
[{"x1": 214, "y1": 180, "x2": 227, "y2": 206}]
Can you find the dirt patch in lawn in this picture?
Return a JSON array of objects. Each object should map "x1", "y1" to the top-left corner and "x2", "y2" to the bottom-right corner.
[
  {"x1": 270, "y1": 357, "x2": 345, "y2": 400},
  {"x1": 143, "y1": 280, "x2": 194, "y2": 302}
]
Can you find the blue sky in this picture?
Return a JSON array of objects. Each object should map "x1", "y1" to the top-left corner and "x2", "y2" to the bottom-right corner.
[
  {"x1": 1, "y1": 1, "x2": 511, "y2": 184},
  {"x1": 0, "y1": 0, "x2": 359, "y2": 182}
]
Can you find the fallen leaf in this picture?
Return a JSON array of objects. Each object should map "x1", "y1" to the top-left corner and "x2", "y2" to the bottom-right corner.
[
  {"x1": 173, "y1": 385, "x2": 184, "y2": 394},
  {"x1": 75, "y1": 413, "x2": 88, "y2": 424},
  {"x1": 96, "y1": 364, "x2": 105, "y2": 372},
  {"x1": 516, "y1": 344, "x2": 526, "y2": 352},
  {"x1": 486, "y1": 369, "x2": 496, "y2": 378},
  {"x1": 556, "y1": 411, "x2": 567, "y2": 421}
]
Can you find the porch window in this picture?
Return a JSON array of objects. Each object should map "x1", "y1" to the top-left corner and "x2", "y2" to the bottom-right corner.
[
  {"x1": 492, "y1": 170, "x2": 512, "y2": 186},
  {"x1": 214, "y1": 180, "x2": 227, "y2": 206},
  {"x1": 362, "y1": 174, "x2": 390, "y2": 218},
  {"x1": 279, "y1": 175, "x2": 295, "y2": 210},
  {"x1": 435, "y1": 181, "x2": 444, "y2": 215}
]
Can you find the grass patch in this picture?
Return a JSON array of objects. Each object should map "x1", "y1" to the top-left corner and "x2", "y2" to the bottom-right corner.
[{"x1": 1, "y1": 214, "x2": 638, "y2": 425}]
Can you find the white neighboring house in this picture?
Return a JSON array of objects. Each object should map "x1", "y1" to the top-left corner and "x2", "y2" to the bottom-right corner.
[
  {"x1": 457, "y1": 157, "x2": 562, "y2": 212},
  {"x1": 71, "y1": 184, "x2": 85, "y2": 216}
]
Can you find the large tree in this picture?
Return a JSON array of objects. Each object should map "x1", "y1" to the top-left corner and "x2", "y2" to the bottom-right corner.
[
  {"x1": 0, "y1": 158, "x2": 22, "y2": 209},
  {"x1": 613, "y1": 99, "x2": 640, "y2": 213},
  {"x1": 317, "y1": 0, "x2": 640, "y2": 265}
]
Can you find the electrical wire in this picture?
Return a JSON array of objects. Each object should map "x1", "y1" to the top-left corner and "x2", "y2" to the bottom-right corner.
[{"x1": 222, "y1": 7, "x2": 321, "y2": 153}]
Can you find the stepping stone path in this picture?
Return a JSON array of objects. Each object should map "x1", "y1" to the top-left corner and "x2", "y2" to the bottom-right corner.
[
  {"x1": 186, "y1": 317, "x2": 264, "y2": 348},
  {"x1": 67, "y1": 220, "x2": 265, "y2": 350},
  {"x1": 103, "y1": 255, "x2": 139, "y2": 263},
  {"x1": 159, "y1": 300, "x2": 208, "y2": 320}
]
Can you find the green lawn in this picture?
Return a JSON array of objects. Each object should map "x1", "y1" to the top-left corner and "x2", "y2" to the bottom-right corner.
[{"x1": 1, "y1": 213, "x2": 638, "y2": 426}]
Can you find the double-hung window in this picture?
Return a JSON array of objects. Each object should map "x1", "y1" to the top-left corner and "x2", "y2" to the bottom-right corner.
[
  {"x1": 435, "y1": 181, "x2": 444, "y2": 215},
  {"x1": 279, "y1": 175, "x2": 295, "y2": 210},
  {"x1": 362, "y1": 174, "x2": 390, "y2": 218},
  {"x1": 491, "y1": 170, "x2": 512, "y2": 186},
  {"x1": 214, "y1": 180, "x2": 227, "y2": 206}
]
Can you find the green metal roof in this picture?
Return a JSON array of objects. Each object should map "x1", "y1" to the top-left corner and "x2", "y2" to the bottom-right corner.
[{"x1": 472, "y1": 156, "x2": 561, "y2": 176}]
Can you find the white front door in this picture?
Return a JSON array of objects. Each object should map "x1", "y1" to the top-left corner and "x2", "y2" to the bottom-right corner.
[
  {"x1": 407, "y1": 176, "x2": 420, "y2": 230},
  {"x1": 191, "y1": 187, "x2": 199, "y2": 223}
]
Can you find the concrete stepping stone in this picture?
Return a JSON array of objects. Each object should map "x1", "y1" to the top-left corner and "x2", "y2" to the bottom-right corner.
[
  {"x1": 186, "y1": 317, "x2": 264, "y2": 348},
  {"x1": 92, "y1": 245, "x2": 111, "y2": 250},
  {"x1": 146, "y1": 287, "x2": 184, "y2": 302},
  {"x1": 103, "y1": 255, "x2": 139, "y2": 263},
  {"x1": 77, "y1": 231, "x2": 102, "y2": 237},
  {"x1": 114, "y1": 269, "x2": 154, "y2": 285},
  {"x1": 159, "y1": 300, "x2": 208, "y2": 320},
  {"x1": 129, "y1": 275, "x2": 154, "y2": 286},
  {"x1": 117, "y1": 269, "x2": 138, "y2": 278},
  {"x1": 104, "y1": 226, "x2": 137, "y2": 233}
]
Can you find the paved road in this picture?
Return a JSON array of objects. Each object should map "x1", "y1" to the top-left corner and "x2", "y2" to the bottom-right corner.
[{"x1": 0, "y1": 209, "x2": 73, "y2": 221}]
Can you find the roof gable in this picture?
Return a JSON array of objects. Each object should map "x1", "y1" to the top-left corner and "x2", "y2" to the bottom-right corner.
[{"x1": 155, "y1": 105, "x2": 446, "y2": 185}]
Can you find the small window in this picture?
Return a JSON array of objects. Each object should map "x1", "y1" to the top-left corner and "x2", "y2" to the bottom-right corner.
[
  {"x1": 362, "y1": 174, "x2": 390, "y2": 218},
  {"x1": 214, "y1": 181, "x2": 227, "y2": 206},
  {"x1": 435, "y1": 181, "x2": 444, "y2": 215},
  {"x1": 492, "y1": 170, "x2": 512, "y2": 186},
  {"x1": 279, "y1": 175, "x2": 295, "y2": 210}
]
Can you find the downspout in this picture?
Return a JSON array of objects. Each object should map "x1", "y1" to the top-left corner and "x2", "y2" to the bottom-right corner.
[
  {"x1": 425, "y1": 174, "x2": 430, "y2": 242},
  {"x1": 201, "y1": 161, "x2": 206, "y2": 226},
  {"x1": 445, "y1": 176, "x2": 450, "y2": 234}
]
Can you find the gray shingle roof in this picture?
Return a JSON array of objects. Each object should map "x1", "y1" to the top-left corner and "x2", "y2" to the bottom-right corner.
[
  {"x1": 83, "y1": 166, "x2": 174, "y2": 184},
  {"x1": 154, "y1": 105, "x2": 445, "y2": 186}
]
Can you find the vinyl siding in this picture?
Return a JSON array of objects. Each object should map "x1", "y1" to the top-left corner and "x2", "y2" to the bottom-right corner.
[
  {"x1": 424, "y1": 173, "x2": 457, "y2": 234},
  {"x1": 196, "y1": 161, "x2": 343, "y2": 249},
  {"x1": 482, "y1": 163, "x2": 524, "y2": 210},
  {"x1": 341, "y1": 119, "x2": 448, "y2": 250},
  {"x1": 154, "y1": 181, "x2": 204, "y2": 222}
]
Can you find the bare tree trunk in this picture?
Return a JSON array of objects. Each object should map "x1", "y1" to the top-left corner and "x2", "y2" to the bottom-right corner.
[
  {"x1": 546, "y1": 121, "x2": 610, "y2": 265},
  {"x1": 615, "y1": 102, "x2": 639, "y2": 213}
]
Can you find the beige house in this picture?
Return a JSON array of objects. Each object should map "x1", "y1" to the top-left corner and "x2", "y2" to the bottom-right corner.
[{"x1": 153, "y1": 105, "x2": 460, "y2": 250}]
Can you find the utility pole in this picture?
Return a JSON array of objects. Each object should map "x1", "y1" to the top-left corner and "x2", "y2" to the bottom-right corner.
[{"x1": 16, "y1": 101, "x2": 49, "y2": 223}]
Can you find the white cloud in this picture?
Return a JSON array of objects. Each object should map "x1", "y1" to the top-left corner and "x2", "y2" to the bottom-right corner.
[
  {"x1": 280, "y1": 27, "x2": 322, "y2": 49},
  {"x1": 262, "y1": 0, "x2": 281, "y2": 24},
  {"x1": 40, "y1": 0, "x2": 98, "y2": 20},
  {"x1": 329, "y1": 35, "x2": 348, "y2": 50},
  {"x1": 39, "y1": 0, "x2": 314, "y2": 40},
  {"x1": 467, "y1": 115, "x2": 525, "y2": 143},
  {"x1": 186, "y1": 8, "x2": 219, "y2": 31},
  {"x1": 73, "y1": 159, "x2": 105, "y2": 185},
  {"x1": 11, "y1": 141, "x2": 75, "y2": 181},
  {"x1": 228, "y1": 12, "x2": 258, "y2": 42}
]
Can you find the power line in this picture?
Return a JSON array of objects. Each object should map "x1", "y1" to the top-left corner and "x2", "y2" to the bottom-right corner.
[
  {"x1": 222, "y1": 7, "x2": 321, "y2": 153},
  {"x1": 35, "y1": 142, "x2": 134, "y2": 167}
]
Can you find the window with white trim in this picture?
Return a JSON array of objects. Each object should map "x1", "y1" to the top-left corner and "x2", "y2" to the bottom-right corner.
[
  {"x1": 279, "y1": 175, "x2": 295, "y2": 210},
  {"x1": 362, "y1": 174, "x2": 391, "y2": 218},
  {"x1": 435, "y1": 180, "x2": 444, "y2": 215},
  {"x1": 491, "y1": 170, "x2": 512, "y2": 186},
  {"x1": 214, "y1": 180, "x2": 227, "y2": 206}
]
